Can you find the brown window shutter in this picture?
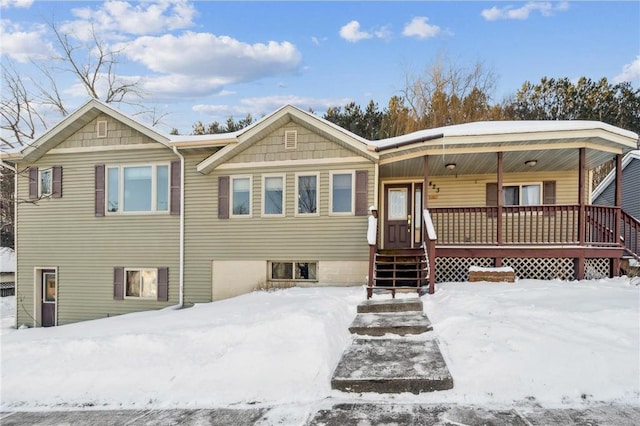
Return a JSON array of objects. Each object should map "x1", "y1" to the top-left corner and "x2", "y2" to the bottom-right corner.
[
  {"x1": 29, "y1": 167, "x2": 38, "y2": 199},
  {"x1": 218, "y1": 176, "x2": 229, "y2": 219},
  {"x1": 355, "y1": 170, "x2": 368, "y2": 216},
  {"x1": 113, "y1": 267, "x2": 124, "y2": 300},
  {"x1": 170, "y1": 161, "x2": 180, "y2": 215},
  {"x1": 95, "y1": 165, "x2": 105, "y2": 217},
  {"x1": 52, "y1": 166, "x2": 63, "y2": 198},
  {"x1": 543, "y1": 181, "x2": 556, "y2": 216},
  {"x1": 486, "y1": 182, "x2": 498, "y2": 218},
  {"x1": 157, "y1": 267, "x2": 169, "y2": 302}
]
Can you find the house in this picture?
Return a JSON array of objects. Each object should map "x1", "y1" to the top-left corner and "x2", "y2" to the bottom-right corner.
[
  {"x1": 0, "y1": 247, "x2": 16, "y2": 296},
  {"x1": 591, "y1": 150, "x2": 640, "y2": 273},
  {"x1": 1, "y1": 99, "x2": 638, "y2": 327}
]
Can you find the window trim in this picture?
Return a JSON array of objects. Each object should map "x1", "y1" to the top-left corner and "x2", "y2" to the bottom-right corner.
[
  {"x1": 261, "y1": 173, "x2": 286, "y2": 217},
  {"x1": 295, "y1": 172, "x2": 320, "y2": 217},
  {"x1": 105, "y1": 163, "x2": 170, "y2": 215},
  {"x1": 230, "y1": 175, "x2": 253, "y2": 218},
  {"x1": 269, "y1": 261, "x2": 318, "y2": 282},
  {"x1": 329, "y1": 170, "x2": 355, "y2": 216},
  {"x1": 503, "y1": 182, "x2": 542, "y2": 206},
  {"x1": 39, "y1": 168, "x2": 52, "y2": 197},
  {"x1": 123, "y1": 267, "x2": 158, "y2": 300},
  {"x1": 96, "y1": 120, "x2": 108, "y2": 138}
]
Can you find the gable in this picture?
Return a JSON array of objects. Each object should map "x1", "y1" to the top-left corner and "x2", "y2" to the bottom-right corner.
[
  {"x1": 54, "y1": 115, "x2": 159, "y2": 151},
  {"x1": 226, "y1": 121, "x2": 360, "y2": 165}
]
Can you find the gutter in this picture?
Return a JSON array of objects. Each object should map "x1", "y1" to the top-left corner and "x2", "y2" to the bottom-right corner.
[
  {"x1": 171, "y1": 146, "x2": 185, "y2": 309},
  {"x1": 374, "y1": 133, "x2": 444, "y2": 152}
]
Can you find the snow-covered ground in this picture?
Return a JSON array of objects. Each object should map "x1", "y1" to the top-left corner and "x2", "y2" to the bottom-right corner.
[{"x1": 1, "y1": 278, "x2": 638, "y2": 412}]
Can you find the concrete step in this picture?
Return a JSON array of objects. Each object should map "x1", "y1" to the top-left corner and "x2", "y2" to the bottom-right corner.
[
  {"x1": 331, "y1": 338, "x2": 454, "y2": 394},
  {"x1": 357, "y1": 298, "x2": 423, "y2": 313},
  {"x1": 349, "y1": 312, "x2": 432, "y2": 336}
]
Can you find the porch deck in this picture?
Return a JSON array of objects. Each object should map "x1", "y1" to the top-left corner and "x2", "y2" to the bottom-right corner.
[{"x1": 368, "y1": 204, "x2": 640, "y2": 298}]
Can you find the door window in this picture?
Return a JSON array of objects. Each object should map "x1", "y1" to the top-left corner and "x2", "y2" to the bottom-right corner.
[
  {"x1": 43, "y1": 272, "x2": 56, "y2": 303},
  {"x1": 388, "y1": 188, "x2": 408, "y2": 220}
]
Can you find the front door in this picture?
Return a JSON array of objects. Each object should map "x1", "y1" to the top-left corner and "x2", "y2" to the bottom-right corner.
[
  {"x1": 384, "y1": 184, "x2": 412, "y2": 249},
  {"x1": 41, "y1": 270, "x2": 56, "y2": 327}
]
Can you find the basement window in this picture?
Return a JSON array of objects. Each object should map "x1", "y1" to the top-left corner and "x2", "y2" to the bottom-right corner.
[{"x1": 270, "y1": 261, "x2": 317, "y2": 281}]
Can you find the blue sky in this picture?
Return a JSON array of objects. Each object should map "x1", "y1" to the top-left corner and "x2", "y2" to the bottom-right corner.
[{"x1": 2, "y1": 1, "x2": 639, "y2": 136}]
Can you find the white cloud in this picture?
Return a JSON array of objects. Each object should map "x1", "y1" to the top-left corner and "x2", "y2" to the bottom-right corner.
[
  {"x1": 481, "y1": 2, "x2": 569, "y2": 21},
  {"x1": 120, "y1": 32, "x2": 301, "y2": 83},
  {"x1": 613, "y1": 56, "x2": 640, "y2": 84},
  {"x1": 402, "y1": 17, "x2": 441, "y2": 39},
  {"x1": 374, "y1": 25, "x2": 392, "y2": 41},
  {"x1": 0, "y1": 0, "x2": 33, "y2": 9},
  {"x1": 0, "y1": 21, "x2": 55, "y2": 62},
  {"x1": 339, "y1": 20, "x2": 372, "y2": 42},
  {"x1": 60, "y1": 0, "x2": 196, "y2": 41}
]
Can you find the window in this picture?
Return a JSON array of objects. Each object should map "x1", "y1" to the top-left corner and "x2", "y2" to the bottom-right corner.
[
  {"x1": 40, "y1": 169, "x2": 52, "y2": 196},
  {"x1": 330, "y1": 171, "x2": 354, "y2": 214},
  {"x1": 105, "y1": 164, "x2": 169, "y2": 213},
  {"x1": 125, "y1": 268, "x2": 157, "y2": 299},
  {"x1": 96, "y1": 120, "x2": 107, "y2": 138},
  {"x1": 231, "y1": 176, "x2": 252, "y2": 217},
  {"x1": 504, "y1": 184, "x2": 541, "y2": 206},
  {"x1": 262, "y1": 174, "x2": 285, "y2": 216},
  {"x1": 270, "y1": 261, "x2": 317, "y2": 281},
  {"x1": 296, "y1": 173, "x2": 319, "y2": 215}
]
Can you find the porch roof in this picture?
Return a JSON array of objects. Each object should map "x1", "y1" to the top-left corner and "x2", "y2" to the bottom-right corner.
[{"x1": 373, "y1": 121, "x2": 639, "y2": 177}]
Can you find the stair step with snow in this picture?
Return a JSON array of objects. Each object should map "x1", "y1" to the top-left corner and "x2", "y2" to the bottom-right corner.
[
  {"x1": 331, "y1": 338, "x2": 454, "y2": 394},
  {"x1": 357, "y1": 298, "x2": 423, "y2": 314},
  {"x1": 349, "y1": 312, "x2": 432, "y2": 336}
]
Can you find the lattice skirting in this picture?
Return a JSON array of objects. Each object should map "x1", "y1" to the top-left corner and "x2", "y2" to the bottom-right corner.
[
  {"x1": 435, "y1": 257, "x2": 493, "y2": 282},
  {"x1": 434, "y1": 257, "x2": 600, "y2": 282},
  {"x1": 584, "y1": 258, "x2": 610, "y2": 280}
]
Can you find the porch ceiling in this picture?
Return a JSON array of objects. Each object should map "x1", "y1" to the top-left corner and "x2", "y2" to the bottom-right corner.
[{"x1": 379, "y1": 147, "x2": 615, "y2": 178}]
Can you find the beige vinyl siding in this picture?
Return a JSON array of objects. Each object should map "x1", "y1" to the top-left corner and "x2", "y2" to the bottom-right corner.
[
  {"x1": 15, "y1": 148, "x2": 179, "y2": 326},
  {"x1": 416, "y1": 170, "x2": 579, "y2": 207},
  {"x1": 57, "y1": 115, "x2": 157, "y2": 149},
  {"x1": 182, "y1": 143, "x2": 375, "y2": 302}
]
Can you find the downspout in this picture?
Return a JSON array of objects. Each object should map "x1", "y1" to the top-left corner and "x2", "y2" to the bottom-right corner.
[
  {"x1": 0, "y1": 160, "x2": 18, "y2": 327},
  {"x1": 171, "y1": 146, "x2": 185, "y2": 308}
]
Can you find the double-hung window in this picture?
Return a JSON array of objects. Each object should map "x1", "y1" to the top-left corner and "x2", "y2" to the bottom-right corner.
[
  {"x1": 262, "y1": 174, "x2": 285, "y2": 216},
  {"x1": 504, "y1": 184, "x2": 541, "y2": 206},
  {"x1": 330, "y1": 171, "x2": 354, "y2": 215},
  {"x1": 40, "y1": 169, "x2": 52, "y2": 196},
  {"x1": 231, "y1": 176, "x2": 252, "y2": 217},
  {"x1": 296, "y1": 173, "x2": 319, "y2": 216},
  {"x1": 106, "y1": 164, "x2": 169, "y2": 213}
]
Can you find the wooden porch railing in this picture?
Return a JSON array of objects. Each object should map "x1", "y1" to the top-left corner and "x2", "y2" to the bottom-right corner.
[
  {"x1": 429, "y1": 204, "x2": 637, "y2": 254},
  {"x1": 621, "y1": 210, "x2": 640, "y2": 261}
]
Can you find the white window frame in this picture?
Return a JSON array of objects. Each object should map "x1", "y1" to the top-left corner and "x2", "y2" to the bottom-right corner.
[
  {"x1": 503, "y1": 182, "x2": 542, "y2": 206},
  {"x1": 39, "y1": 168, "x2": 52, "y2": 197},
  {"x1": 230, "y1": 175, "x2": 253, "y2": 218},
  {"x1": 261, "y1": 173, "x2": 286, "y2": 217},
  {"x1": 123, "y1": 267, "x2": 158, "y2": 300},
  {"x1": 329, "y1": 170, "x2": 355, "y2": 216},
  {"x1": 295, "y1": 172, "x2": 320, "y2": 217},
  {"x1": 105, "y1": 163, "x2": 170, "y2": 215},
  {"x1": 269, "y1": 261, "x2": 318, "y2": 282}
]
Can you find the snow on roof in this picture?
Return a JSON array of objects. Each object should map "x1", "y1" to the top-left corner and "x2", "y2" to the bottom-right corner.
[
  {"x1": 592, "y1": 149, "x2": 640, "y2": 199},
  {"x1": 0, "y1": 247, "x2": 15, "y2": 273},
  {"x1": 371, "y1": 120, "x2": 639, "y2": 149}
]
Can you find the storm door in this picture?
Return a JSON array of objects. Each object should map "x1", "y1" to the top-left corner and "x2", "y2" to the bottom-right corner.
[
  {"x1": 41, "y1": 270, "x2": 56, "y2": 327},
  {"x1": 384, "y1": 184, "x2": 412, "y2": 249}
]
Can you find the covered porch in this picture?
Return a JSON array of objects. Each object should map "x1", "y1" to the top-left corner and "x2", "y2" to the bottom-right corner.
[{"x1": 366, "y1": 121, "x2": 639, "y2": 297}]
